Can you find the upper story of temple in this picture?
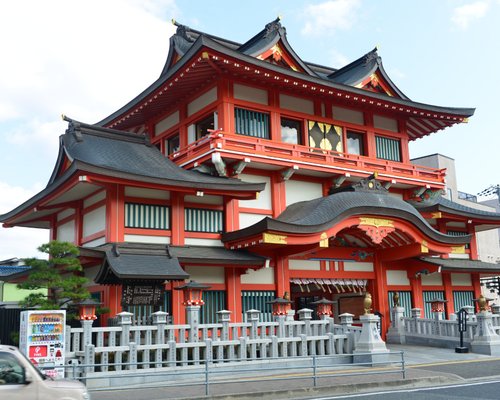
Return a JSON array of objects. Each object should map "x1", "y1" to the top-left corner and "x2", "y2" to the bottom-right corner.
[{"x1": 98, "y1": 18, "x2": 474, "y2": 199}]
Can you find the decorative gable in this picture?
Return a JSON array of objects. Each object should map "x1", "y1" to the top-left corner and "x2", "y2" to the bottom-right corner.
[{"x1": 256, "y1": 42, "x2": 301, "y2": 72}]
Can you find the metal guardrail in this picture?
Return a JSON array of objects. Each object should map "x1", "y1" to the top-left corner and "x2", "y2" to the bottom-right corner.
[{"x1": 40, "y1": 351, "x2": 405, "y2": 396}]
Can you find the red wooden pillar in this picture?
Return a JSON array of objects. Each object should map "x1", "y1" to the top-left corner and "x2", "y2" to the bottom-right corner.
[
  {"x1": 217, "y1": 78, "x2": 233, "y2": 133},
  {"x1": 171, "y1": 281, "x2": 185, "y2": 325},
  {"x1": 74, "y1": 201, "x2": 83, "y2": 246},
  {"x1": 224, "y1": 196, "x2": 239, "y2": 232},
  {"x1": 107, "y1": 285, "x2": 122, "y2": 317},
  {"x1": 364, "y1": 112, "x2": 376, "y2": 158},
  {"x1": 408, "y1": 275, "x2": 424, "y2": 311},
  {"x1": 105, "y1": 184, "x2": 124, "y2": 242},
  {"x1": 170, "y1": 192, "x2": 185, "y2": 246},
  {"x1": 269, "y1": 89, "x2": 280, "y2": 142},
  {"x1": 468, "y1": 225, "x2": 479, "y2": 260},
  {"x1": 373, "y1": 255, "x2": 389, "y2": 337},
  {"x1": 472, "y1": 272, "x2": 482, "y2": 308},
  {"x1": 274, "y1": 256, "x2": 290, "y2": 298},
  {"x1": 442, "y1": 273, "x2": 454, "y2": 317},
  {"x1": 271, "y1": 172, "x2": 287, "y2": 218},
  {"x1": 225, "y1": 267, "x2": 243, "y2": 322}
]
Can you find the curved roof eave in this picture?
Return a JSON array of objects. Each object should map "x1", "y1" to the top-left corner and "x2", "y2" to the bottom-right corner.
[
  {"x1": 98, "y1": 36, "x2": 474, "y2": 129},
  {"x1": 222, "y1": 200, "x2": 471, "y2": 246},
  {"x1": 413, "y1": 197, "x2": 500, "y2": 221}
]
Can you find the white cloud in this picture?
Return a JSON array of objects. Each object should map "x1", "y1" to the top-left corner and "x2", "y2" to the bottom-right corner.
[
  {"x1": 451, "y1": 1, "x2": 489, "y2": 29},
  {"x1": 0, "y1": 182, "x2": 48, "y2": 260},
  {"x1": 301, "y1": 0, "x2": 362, "y2": 36},
  {"x1": 329, "y1": 50, "x2": 350, "y2": 68}
]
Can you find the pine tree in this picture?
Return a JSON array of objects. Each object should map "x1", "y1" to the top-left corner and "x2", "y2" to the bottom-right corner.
[{"x1": 17, "y1": 240, "x2": 90, "y2": 310}]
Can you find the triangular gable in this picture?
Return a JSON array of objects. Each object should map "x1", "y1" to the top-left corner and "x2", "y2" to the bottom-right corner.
[
  {"x1": 256, "y1": 41, "x2": 302, "y2": 72},
  {"x1": 328, "y1": 48, "x2": 409, "y2": 100}
]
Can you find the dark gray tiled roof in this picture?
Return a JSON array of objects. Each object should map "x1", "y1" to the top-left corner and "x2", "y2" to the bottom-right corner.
[
  {"x1": 222, "y1": 178, "x2": 470, "y2": 244},
  {"x1": 327, "y1": 48, "x2": 409, "y2": 99},
  {"x1": 420, "y1": 257, "x2": 500, "y2": 272},
  {"x1": 414, "y1": 197, "x2": 500, "y2": 220},
  {"x1": 57, "y1": 119, "x2": 265, "y2": 192},
  {"x1": 87, "y1": 242, "x2": 266, "y2": 284},
  {"x1": 0, "y1": 265, "x2": 30, "y2": 279}
]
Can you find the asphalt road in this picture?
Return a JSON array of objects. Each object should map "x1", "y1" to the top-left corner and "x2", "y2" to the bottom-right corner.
[{"x1": 313, "y1": 380, "x2": 500, "y2": 399}]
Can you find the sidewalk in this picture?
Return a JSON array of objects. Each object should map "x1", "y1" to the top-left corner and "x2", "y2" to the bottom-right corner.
[{"x1": 91, "y1": 343, "x2": 500, "y2": 400}]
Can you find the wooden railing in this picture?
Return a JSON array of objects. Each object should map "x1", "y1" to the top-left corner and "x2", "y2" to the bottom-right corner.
[{"x1": 169, "y1": 132, "x2": 446, "y2": 186}]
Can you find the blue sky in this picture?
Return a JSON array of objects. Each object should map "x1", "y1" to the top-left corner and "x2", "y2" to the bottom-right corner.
[{"x1": 0, "y1": 0, "x2": 499, "y2": 259}]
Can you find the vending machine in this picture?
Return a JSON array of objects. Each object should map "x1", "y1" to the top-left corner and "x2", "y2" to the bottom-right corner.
[{"x1": 19, "y1": 310, "x2": 66, "y2": 379}]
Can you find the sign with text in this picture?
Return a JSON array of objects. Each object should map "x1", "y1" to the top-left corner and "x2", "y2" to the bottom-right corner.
[{"x1": 122, "y1": 283, "x2": 164, "y2": 306}]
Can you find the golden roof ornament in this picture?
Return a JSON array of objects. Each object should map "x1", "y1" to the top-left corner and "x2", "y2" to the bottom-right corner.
[{"x1": 363, "y1": 292, "x2": 372, "y2": 315}]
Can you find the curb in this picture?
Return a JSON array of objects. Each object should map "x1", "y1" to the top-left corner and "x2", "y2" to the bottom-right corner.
[{"x1": 179, "y1": 375, "x2": 459, "y2": 400}]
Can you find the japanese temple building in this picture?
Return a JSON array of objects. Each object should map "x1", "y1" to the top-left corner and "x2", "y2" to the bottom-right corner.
[{"x1": 2, "y1": 18, "x2": 500, "y2": 335}]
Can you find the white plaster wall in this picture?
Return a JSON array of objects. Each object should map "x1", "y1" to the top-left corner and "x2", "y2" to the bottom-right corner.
[
  {"x1": 477, "y1": 229, "x2": 500, "y2": 264},
  {"x1": 184, "y1": 194, "x2": 223, "y2": 205},
  {"x1": 279, "y1": 94, "x2": 314, "y2": 115},
  {"x1": 185, "y1": 266, "x2": 224, "y2": 284},
  {"x1": 187, "y1": 87, "x2": 217, "y2": 116},
  {"x1": 124, "y1": 234, "x2": 170, "y2": 244},
  {"x1": 84, "y1": 190, "x2": 106, "y2": 208},
  {"x1": 332, "y1": 106, "x2": 364, "y2": 125},
  {"x1": 285, "y1": 180, "x2": 323, "y2": 206},
  {"x1": 386, "y1": 270, "x2": 410, "y2": 286},
  {"x1": 451, "y1": 273, "x2": 472, "y2": 286},
  {"x1": 238, "y1": 174, "x2": 271, "y2": 209},
  {"x1": 288, "y1": 259, "x2": 321, "y2": 270},
  {"x1": 154, "y1": 111, "x2": 179, "y2": 136},
  {"x1": 343, "y1": 262, "x2": 374, "y2": 272},
  {"x1": 83, "y1": 206, "x2": 106, "y2": 238},
  {"x1": 125, "y1": 187, "x2": 170, "y2": 200},
  {"x1": 239, "y1": 213, "x2": 266, "y2": 229},
  {"x1": 57, "y1": 220, "x2": 75, "y2": 243},
  {"x1": 82, "y1": 237, "x2": 106, "y2": 247},
  {"x1": 373, "y1": 115, "x2": 398, "y2": 132},
  {"x1": 448, "y1": 254, "x2": 470, "y2": 259},
  {"x1": 421, "y1": 273, "x2": 443, "y2": 286},
  {"x1": 57, "y1": 209, "x2": 74, "y2": 221},
  {"x1": 233, "y1": 83, "x2": 268, "y2": 105},
  {"x1": 241, "y1": 267, "x2": 275, "y2": 284},
  {"x1": 184, "y1": 238, "x2": 224, "y2": 247}
]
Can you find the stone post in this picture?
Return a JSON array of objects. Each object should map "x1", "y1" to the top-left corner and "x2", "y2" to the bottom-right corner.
[
  {"x1": 411, "y1": 308, "x2": 421, "y2": 334},
  {"x1": 217, "y1": 310, "x2": 232, "y2": 341},
  {"x1": 339, "y1": 312, "x2": 354, "y2": 352},
  {"x1": 245, "y1": 309, "x2": 260, "y2": 339},
  {"x1": 152, "y1": 311, "x2": 168, "y2": 344},
  {"x1": 386, "y1": 306, "x2": 406, "y2": 344},
  {"x1": 353, "y1": 314, "x2": 389, "y2": 365},
  {"x1": 339, "y1": 312, "x2": 354, "y2": 327},
  {"x1": 491, "y1": 304, "x2": 500, "y2": 315},
  {"x1": 471, "y1": 311, "x2": 500, "y2": 355},
  {"x1": 81, "y1": 319, "x2": 94, "y2": 349},
  {"x1": 298, "y1": 308, "x2": 313, "y2": 336},
  {"x1": 186, "y1": 305, "x2": 201, "y2": 342},
  {"x1": 117, "y1": 311, "x2": 133, "y2": 346},
  {"x1": 463, "y1": 305, "x2": 476, "y2": 322}
]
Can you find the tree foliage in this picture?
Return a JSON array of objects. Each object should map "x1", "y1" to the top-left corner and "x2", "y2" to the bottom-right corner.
[{"x1": 17, "y1": 240, "x2": 90, "y2": 310}]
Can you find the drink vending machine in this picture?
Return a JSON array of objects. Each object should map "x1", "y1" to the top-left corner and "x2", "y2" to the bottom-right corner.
[{"x1": 19, "y1": 310, "x2": 66, "y2": 379}]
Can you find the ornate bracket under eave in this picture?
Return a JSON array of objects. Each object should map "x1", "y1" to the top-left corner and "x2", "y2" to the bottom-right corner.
[
  {"x1": 280, "y1": 165, "x2": 299, "y2": 181},
  {"x1": 212, "y1": 153, "x2": 227, "y2": 177}
]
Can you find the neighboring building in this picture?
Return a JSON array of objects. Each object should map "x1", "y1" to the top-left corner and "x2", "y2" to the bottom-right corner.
[
  {"x1": 0, "y1": 258, "x2": 42, "y2": 307},
  {"x1": 2, "y1": 19, "x2": 500, "y2": 335}
]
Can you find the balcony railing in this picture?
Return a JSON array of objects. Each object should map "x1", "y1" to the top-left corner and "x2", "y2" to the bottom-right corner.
[{"x1": 169, "y1": 131, "x2": 446, "y2": 187}]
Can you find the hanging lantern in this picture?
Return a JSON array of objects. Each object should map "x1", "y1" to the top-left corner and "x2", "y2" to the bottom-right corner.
[
  {"x1": 267, "y1": 297, "x2": 292, "y2": 316},
  {"x1": 310, "y1": 297, "x2": 335, "y2": 316},
  {"x1": 77, "y1": 298, "x2": 101, "y2": 321},
  {"x1": 175, "y1": 280, "x2": 211, "y2": 306},
  {"x1": 426, "y1": 297, "x2": 447, "y2": 313}
]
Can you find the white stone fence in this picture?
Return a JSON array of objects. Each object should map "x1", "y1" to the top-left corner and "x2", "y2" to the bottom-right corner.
[
  {"x1": 64, "y1": 309, "x2": 364, "y2": 380},
  {"x1": 387, "y1": 304, "x2": 500, "y2": 355}
]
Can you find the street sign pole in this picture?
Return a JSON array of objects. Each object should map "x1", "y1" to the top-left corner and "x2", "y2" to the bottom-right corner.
[{"x1": 455, "y1": 308, "x2": 469, "y2": 353}]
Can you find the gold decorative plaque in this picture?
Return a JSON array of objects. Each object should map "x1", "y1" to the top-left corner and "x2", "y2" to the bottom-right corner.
[{"x1": 262, "y1": 232, "x2": 287, "y2": 244}]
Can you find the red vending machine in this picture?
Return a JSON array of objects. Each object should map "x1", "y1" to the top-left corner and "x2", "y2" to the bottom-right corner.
[{"x1": 19, "y1": 310, "x2": 66, "y2": 378}]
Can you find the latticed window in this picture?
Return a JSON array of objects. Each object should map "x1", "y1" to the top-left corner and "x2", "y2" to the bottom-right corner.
[
  {"x1": 388, "y1": 291, "x2": 412, "y2": 317},
  {"x1": 453, "y1": 291, "x2": 474, "y2": 313},
  {"x1": 184, "y1": 208, "x2": 223, "y2": 233},
  {"x1": 375, "y1": 136, "x2": 401, "y2": 161},
  {"x1": 234, "y1": 107, "x2": 270, "y2": 139},
  {"x1": 125, "y1": 203, "x2": 170, "y2": 230},
  {"x1": 242, "y1": 290, "x2": 275, "y2": 322},
  {"x1": 201, "y1": 291, "x2": 226, "y2": 323}
]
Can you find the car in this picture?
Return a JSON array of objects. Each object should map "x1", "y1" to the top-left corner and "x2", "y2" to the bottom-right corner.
[{"x1": 0, "y1": 344, "x2": 90, "y2": 400}]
